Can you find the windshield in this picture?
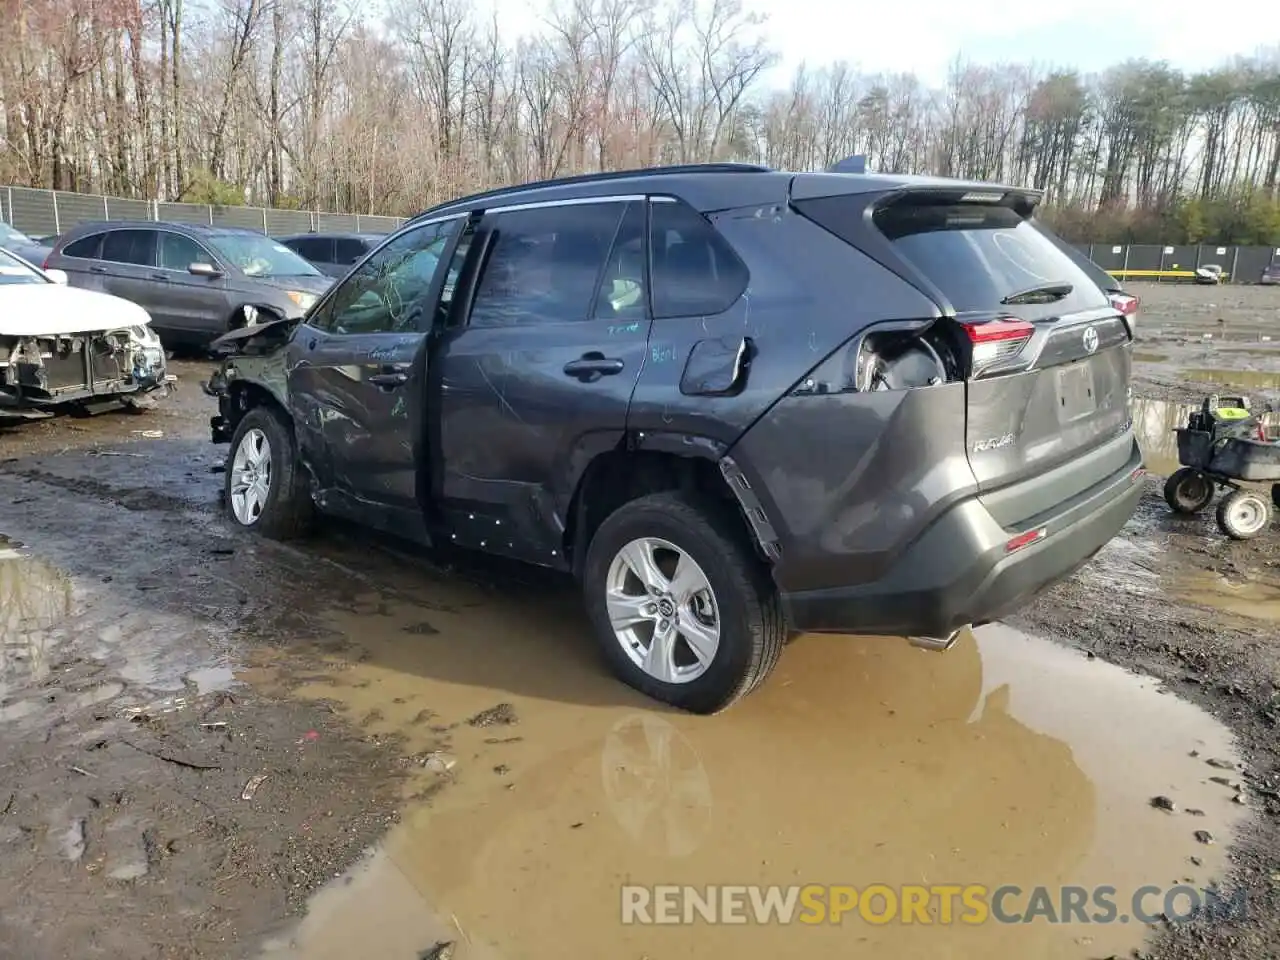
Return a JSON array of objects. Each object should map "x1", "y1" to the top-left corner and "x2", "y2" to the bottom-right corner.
[
  {"x1": 0, "y1": 248, "x2": 47, "y2": 285},
  {"x1": 209, "y1": 233, "x2": 322, "y2": 279},
  {"x1": 0, "y1": 222, "x2": 33, "y2": 245}
]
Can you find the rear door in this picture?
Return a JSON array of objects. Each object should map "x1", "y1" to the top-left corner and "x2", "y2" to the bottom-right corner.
[
  {"x1": 96, "y1": 229, "x2": 159, "y2": 307},
  {"x1": 285, "y1": 218, "x2": 461, "y2": 516},
  {"x1": 429, "y1": 198, "x2": 650, "y2": 561},
  {"x1": 868, "y1": 197, "x2": 1133, "y2": 503}
]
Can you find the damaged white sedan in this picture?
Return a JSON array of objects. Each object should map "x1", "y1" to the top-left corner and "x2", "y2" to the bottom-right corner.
[{"x1": 0, "y1": 248, "x2": 171, "y2": 416}]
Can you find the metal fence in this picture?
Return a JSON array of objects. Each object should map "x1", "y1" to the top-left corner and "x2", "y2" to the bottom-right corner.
[
  {"x1": 1072, "y1": 243, "x2": 1280, "y2": 284},
  {"x1": 4, "y1": 183, "x2": 1280, "y2": 282},
  {"x1": 1, "y1": 185, "x2": 407, "y2": 239}
]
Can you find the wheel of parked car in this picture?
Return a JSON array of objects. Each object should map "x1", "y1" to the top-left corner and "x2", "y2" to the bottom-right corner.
[
  {"x1": 1216, "y1": 489, "x2": 1272, "y2": 541},
  {"x1": 1272, "y1": 483, "x2": 1280, "y2": 510},
  {"x1": 1164, "y1": 467, "x2": 1216, "y2": 514},
  {"x1": 224, "y1": 405, "x2": 314, "y2": 540},
  {"x1": 581, "y1": 492, "x2": 786, "y2": 715}
]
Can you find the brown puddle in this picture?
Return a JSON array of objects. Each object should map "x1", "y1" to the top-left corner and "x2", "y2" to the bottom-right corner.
[
  {"x1": 0, "y1": 534, "x2": 74, "y2": 717},
  {"x1": 249, "y1": 583, "x2": 1248, "y2": 960},
  {"x1": 1172, "y1": 568, "x2": 1280, "y2": 623}
]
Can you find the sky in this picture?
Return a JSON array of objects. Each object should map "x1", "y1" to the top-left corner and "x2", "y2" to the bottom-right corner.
[{"x1": 485, "y1": 0, "x2": 1277, "y2": 87}]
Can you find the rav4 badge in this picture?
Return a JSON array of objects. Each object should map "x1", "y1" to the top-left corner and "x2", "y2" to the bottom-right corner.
[{"x1": 972, "y1": 434, "x2": 1016, "y2": 453}]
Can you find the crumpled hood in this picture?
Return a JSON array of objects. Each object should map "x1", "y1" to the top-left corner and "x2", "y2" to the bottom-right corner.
[{"x1": 0, "y1": 284, "x2": 151, "y2": 336}]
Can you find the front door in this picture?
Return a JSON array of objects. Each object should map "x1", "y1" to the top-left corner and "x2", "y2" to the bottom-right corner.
[
  {"x1": 430, "y1": 198, "x2": 651, "y2": 564},
  {"x1": 285, "y1": 217, "x2": 463, "y2": 529},
  {"x1": 153, "y1": 229, "x2": 227, "y2": 336}
]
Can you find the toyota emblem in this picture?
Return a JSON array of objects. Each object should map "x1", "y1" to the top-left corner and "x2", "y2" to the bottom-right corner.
[{"x1": 1082, "y1": 326, "x2": 1099, "y2": 354}]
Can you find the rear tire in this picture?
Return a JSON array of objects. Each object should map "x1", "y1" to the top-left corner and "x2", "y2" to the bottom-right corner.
[
  {"x1": 582, "y1": 491, "x2": 785, "y2": 715},
  {"x1": 224, "y1": 405, "x2": 314, "y2": 540},
  {"x1": 1216, "y1": 489, "x2": 1271, "y2": 541},
  {"x1": 1272, "y1": 483, "x2": 1280, "y2": 510},
  {"x1": 1164, "y1": 467, "x2": 1215, "y2": 514}
]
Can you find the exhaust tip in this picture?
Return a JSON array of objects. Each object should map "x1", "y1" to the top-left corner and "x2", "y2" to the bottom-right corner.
[{"x1": 908, "y1": 628, "x2": 966, "y2": 652}]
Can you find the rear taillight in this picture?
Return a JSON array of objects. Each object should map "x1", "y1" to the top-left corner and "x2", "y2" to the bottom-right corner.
[
  {"x1": 41, "y1": 255, "x2": 51, "y2": 270},
  {"x1": 962, "y1": 317, "x2": 1034, "y2": 375},
  {"x1": 1109, "y1": 292, "x2": 1139, "y2": 318}
]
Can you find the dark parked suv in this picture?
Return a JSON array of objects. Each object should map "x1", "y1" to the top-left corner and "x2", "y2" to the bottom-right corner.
[
  {"x1": 204, "y1": 163, "x2": 1145, "y2": 713},
  {"x1": 276, "y1": 232, "x2": 387, "y2": 278},
  {"x1": 46, "y1": 221, "x2": 333, "y2": 346}
]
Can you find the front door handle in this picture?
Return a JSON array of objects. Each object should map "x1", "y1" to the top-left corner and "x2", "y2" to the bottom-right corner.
[
  {"x1": 564, "y1": 353, "x2": 624, "y2": 382},
  {"x1": 89, "y1": 265, "x2": 107, "y2": 275},
  {"x1": 149, "y1": 272, "x2": 170, "y2": 282},
  {"x1": 368, "y1": 365, "x2": 409, "y2": 389}
]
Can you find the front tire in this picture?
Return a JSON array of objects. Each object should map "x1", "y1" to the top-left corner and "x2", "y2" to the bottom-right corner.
[
  {"x1": 224, "y1": 405, "x2": 314, "y2": 540},
  {"x1": 1164, "y1": 467, "x2": 1215, "y2": 514},
  {"x1": 1216, "y1": 489, "x2": 1271, "y2": 541},
  {"x1": 582, "y1": 492, "x2": 785, "y2": 715}
]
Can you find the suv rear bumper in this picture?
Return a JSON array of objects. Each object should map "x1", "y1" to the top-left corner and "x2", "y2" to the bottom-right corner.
[{"x1": 778, "y1": 440, "x2": 1144, "y2": 637}]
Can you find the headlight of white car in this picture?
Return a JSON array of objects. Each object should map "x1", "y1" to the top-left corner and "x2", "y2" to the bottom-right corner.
[{"x1": 287, "y1": 290, "x2": 318, "y2": 311}]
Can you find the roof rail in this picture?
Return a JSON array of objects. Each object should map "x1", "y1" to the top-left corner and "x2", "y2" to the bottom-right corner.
[{"x1": 409, "y1": 162, "x2": 771, "y2": 223}]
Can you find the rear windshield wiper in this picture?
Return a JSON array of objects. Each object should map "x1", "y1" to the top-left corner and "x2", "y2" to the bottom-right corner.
[{"x1": 1000, "y1": 282, "x2": 1074, "y2": 305}]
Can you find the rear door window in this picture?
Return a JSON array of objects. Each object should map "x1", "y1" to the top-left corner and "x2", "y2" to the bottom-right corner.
[
  {"x1": 290, "y1": 236, "x2": 333, "y2": 262},
  {"x1": 870, "y1": 201, "x2": 1109, "y2": 320},
  {"x1": 334, "y1": 237, "x2": 369, "y2": 265},
  {"x1": 649, "y1": 199, "x2": 748, "y2": 319},
  {"x1": 468, "y1": 202, "x2": 624, "y2": 327},
  {"x1": 100, "y1": 229, "x2": 156, "y2": 267}
]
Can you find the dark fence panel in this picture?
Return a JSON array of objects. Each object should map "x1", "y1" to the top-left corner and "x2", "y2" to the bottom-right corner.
[
  {"x1": 1234, "y1": 246, "x2": 1277, "y2": 284},
  {"x1": 1124, "y1": 244, "x2": 1164, "y2": 272},
  {"x1": 264, "y1": 209, "x2": 315, "y2": 236},
  {"x1": 1090, "y1": 243, "x2": 1128, "y2": 272},
  {"x1": 3, "y1": 184, "x2": 407, "y2": 241}
]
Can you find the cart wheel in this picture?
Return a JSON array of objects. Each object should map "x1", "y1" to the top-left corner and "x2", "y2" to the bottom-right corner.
[
  {"x1": 1164, "y1": 467, "x2": 1215, "y2": 514},
  {"x1": 1216, "y1": 489, "x2": 1272, "y2": 541}
]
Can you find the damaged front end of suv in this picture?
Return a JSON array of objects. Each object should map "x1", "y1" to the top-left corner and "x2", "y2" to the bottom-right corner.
[
  {"x1": 202, "y1": 317, "x2": 294, "y2": 443},
  {"x1": 0, "y1": 323, "x2": 171, "y2": 416}
]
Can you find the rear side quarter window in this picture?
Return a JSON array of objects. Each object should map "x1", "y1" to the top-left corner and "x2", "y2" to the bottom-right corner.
[
  {"x1": 62, "y1": 233, "x2": 103, "y2": 259},
  {"x1": 649, "y1": 199, "x2": 749, "y2": 319}
]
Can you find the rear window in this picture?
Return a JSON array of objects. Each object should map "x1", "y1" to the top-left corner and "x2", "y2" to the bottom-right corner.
[{"x1": 871, "y1": 202, "x2": 1109, "y2": 318}]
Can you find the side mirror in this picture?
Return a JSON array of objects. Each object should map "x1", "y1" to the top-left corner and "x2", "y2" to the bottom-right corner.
[
  {"x1": 43, "y1": 268, "x2": 69, "y2": 285},
  {"x1": 189, "y1": 262, "x2": 224, "y2": 278}
]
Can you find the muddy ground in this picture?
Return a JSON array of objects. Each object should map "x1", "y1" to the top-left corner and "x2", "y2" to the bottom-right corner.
[{"x1": 0, "y1": 282, "x2": 1278, "y2": 960}]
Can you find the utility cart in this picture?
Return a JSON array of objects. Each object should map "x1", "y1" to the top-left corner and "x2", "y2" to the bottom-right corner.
[{"x1": 1163, "y1": 395, "x2": 1280, "y2": 540}]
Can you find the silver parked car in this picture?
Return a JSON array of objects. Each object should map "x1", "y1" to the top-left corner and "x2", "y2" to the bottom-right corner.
[
  {"x1": 0, "y1": 221, "x2": 54, "y2": 267},
  {"x1": 45, "y1": 221, "x2": 334, "y2": 347}
]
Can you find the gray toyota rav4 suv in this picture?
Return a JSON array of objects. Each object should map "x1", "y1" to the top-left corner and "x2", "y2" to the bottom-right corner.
[{"x1": 205, "y1": 163, "x2": 1145, "y2": 714}]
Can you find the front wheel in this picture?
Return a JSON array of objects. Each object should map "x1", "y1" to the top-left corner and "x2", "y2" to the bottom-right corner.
[
  {"x1": 224, "y1": 405, "x2": 314, "y2": 540},
  {"x1": 582, "y1": 492, "x2": 785, "y2": 715},
  {"x1": 1272, "y1": 483, "x2": 1280, "y2": 510},
  {"x1": 1216, "y1": 489, "x2": 1272, "y2": 541},
  {"x1": 1164, "y1": 467, "x2": 1215, "y2": 514}
]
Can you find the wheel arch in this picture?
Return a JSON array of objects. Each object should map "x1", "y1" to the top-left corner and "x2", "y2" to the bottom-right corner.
[{"x1": 562, "y1": 432, "x2": 781, "y2": 577}]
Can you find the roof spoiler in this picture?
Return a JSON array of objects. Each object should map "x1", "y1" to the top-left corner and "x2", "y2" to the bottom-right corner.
[{"x1": 828, "y1": 155, "x2": 867, "y2": 174}]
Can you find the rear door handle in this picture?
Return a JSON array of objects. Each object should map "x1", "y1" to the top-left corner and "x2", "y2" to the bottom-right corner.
[
  {"x1": 149, "y1": 272, "x2": 170, "y2": 282},
  {"x1": 564, "y1": 353, "x2": 624, "y2": 382},
  {"x1": 89, "y1": 265, "x2": 107, "y2": 275}
]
